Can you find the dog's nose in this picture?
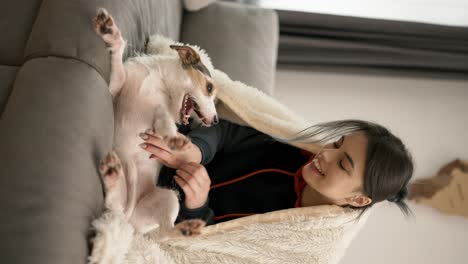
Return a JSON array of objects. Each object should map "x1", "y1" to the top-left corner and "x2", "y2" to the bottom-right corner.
[{"x1": 213, "y1": 115, "x2": 219, "y2": 124}]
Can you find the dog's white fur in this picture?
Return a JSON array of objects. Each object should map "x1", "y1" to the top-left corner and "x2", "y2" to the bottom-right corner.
[{"x1": 93, "y1": 8, "x2": 217, "y2": 241}]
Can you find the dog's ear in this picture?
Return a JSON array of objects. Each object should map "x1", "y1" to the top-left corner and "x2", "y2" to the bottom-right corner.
[
  {"x1": 170, "y1": 45, "x2": 200, "y2": 66},
  {"x1": 170, "y1": 45, "x2": 212, "y2": 77}
]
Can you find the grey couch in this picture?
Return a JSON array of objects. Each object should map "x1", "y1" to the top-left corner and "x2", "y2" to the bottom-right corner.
[{"x1": 0, "y1": 1, "x2": 278, "y2": 263}]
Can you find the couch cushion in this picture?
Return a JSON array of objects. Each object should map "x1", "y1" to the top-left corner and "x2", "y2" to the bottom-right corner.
[
  {"x1": 0, "y1": 1, "x2": 185, "y2": 263},
  {"x1": 0, "y1": 0, "x2": 42, "y2": 66},
  {"x1": 25, "y1": 0, "x2": 183, "y2": 81},
  {"x1": 0, "y1": 65, "x2": 18, "y2": 115},
  {"x1": 0, "y1": 57, "x2": 113, "y2": 264},
  {"x1": 180, "y1": 2, "x2": 279, "y2": 95},
  {"x1": 1, "y1": 0, "x2": 183, "y2": 118}
]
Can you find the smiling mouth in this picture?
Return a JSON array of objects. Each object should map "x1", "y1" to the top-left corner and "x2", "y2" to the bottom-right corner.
[
  {"x1": 180, "y1": 94, "x2": 209, "y2": 125},
  {"x1": 311, "y1": 159, "x2": 325, "y2": 177}
]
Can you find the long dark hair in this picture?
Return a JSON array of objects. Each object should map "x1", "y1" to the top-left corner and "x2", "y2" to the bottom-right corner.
[{"x1": 275, "y1": 119, "x2": 414, "y2": 216}]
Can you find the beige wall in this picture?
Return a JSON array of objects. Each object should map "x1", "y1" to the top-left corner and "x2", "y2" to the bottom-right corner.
[
  {"x1": 274, "y1": 68, "x2": 468, "y2": 264},
  {"x1": 257, "y1": 0, "x2": 468, "y2": 26}
]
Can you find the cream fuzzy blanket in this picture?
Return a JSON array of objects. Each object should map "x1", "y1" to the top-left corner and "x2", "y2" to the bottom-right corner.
[{"x1": 88, "y1": 35, "x2": 369, "y2": 264}]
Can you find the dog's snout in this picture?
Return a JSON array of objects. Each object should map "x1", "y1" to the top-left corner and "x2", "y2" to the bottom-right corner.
[{"x1": 213, "y1": 115, "x2": 219, "y2": 125}]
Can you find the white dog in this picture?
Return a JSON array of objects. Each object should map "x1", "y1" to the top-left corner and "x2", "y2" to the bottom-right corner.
[{"x1": 93, "y1": 8, "x2": 218, "y2": 241}]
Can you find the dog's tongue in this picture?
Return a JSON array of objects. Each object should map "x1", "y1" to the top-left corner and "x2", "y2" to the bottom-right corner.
[{"x1": 185, "y1": 99, "x2": 193, "y2": 115}]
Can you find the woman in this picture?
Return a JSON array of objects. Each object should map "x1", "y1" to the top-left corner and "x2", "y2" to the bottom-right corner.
[{"x1": 138, "y1": 118, "x2": 413, "y2": 226}]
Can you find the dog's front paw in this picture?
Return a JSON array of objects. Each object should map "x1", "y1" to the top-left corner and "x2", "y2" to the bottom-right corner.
[
  {"x1": 175, "y1": 219, "x2": 206, "y2": 237},
  {"x1": 94, "y1": 8, "x2": 114, "y2": 35},
  {"x1": 93, "y1": 8, "x2": 123, "y2": 49},
  {"x1": 99, "y1": 151, "x2": 123, "y2": 190},
  {"x1": 163, "y1": 134, "x2": 190, "y2": 150}
]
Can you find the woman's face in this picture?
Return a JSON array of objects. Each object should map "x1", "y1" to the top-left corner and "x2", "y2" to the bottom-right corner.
[{"x1": 302, "y1": 131, "x2": 372, "y2": 207}]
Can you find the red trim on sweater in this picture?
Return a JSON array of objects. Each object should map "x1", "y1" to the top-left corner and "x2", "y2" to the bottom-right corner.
[
  {"x1": 210, "y1": 168, "x2": 296, "y2": 189},
  {"x1": 210, "y1": 151, "x2": 316, "y2": 221},
  {"x1": 213, "y1": 213, "x2": 256, "y2": 221}
]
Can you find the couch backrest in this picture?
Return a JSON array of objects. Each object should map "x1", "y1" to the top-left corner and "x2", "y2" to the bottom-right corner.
[
  {"x1": 0, "y1": 0, "x2": 183, "y2": 117},
  {"x1": 0, "y1": 1, "x2": 182, "y2": 263},
  {"x1": 0, "y1": 0, "x2": 43, "y2": 115}
]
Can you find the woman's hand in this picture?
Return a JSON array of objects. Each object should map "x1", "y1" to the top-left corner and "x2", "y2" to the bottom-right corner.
[
  {"x1": 139, "y1": 130, "x2": 202, "y2": 169},
  {"x1": 174, "y1": 162, "x2": 211, "y2": 209}
]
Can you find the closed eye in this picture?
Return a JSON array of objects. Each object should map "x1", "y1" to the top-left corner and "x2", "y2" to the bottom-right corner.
[{"x1": 333, "y1": 137, "x2": 347, "y2": 172}]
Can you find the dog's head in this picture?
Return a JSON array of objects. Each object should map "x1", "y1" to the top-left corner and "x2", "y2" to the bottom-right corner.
[{"x1": 170, "y1": 45, "x2": 218, "y2": 126}]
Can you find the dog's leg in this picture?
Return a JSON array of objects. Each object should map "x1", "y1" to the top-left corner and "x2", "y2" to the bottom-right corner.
[
  {"x1": 154, "y1": 189, "x2": 206, "y2": 241},
  {"x1": 94, "y1": 8, "x2": 127, "y2": 98},
  {"x1": 151, "y1": 106, "x2": 190, "y2": 150},
  {"x1": 129, "y1": 187, "x2": 205, "y2": 241},
  {"x1": 99, "y1": 151, "x2": 127, "y2": 213},
  {"x1": 128, "y1": 187, "x2": 177, "y2": 234},
  {"x1": 157, "y1": 219, "x2": 206, "y2": 242},
  {"x1": 123, "y1": 159, "x2": 138, "y2": 220}
]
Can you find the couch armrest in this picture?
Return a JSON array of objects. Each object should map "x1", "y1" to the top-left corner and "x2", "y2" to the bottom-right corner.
[
  {"x1": 180, "y1": 2, "x2": 279, "y2": 95},
  {"x1": 0, "y1": 57, "x2": 113, "y2": 264}
]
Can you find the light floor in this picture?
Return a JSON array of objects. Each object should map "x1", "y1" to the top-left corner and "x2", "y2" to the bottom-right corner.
[{"x1": 274, "y1": 68, "x2": 468, "y2": 264}]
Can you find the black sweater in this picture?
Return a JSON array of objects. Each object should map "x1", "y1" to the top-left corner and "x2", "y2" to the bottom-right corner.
[{"x1": 157, "y1": 119, "x2": 310, "y2": 225}]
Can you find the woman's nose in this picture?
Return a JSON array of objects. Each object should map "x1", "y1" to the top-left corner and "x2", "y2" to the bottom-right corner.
[{"x1": 319, "y1": 148, "x2": 339, "y2": 164}]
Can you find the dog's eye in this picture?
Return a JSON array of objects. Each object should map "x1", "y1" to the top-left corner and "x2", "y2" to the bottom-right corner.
[{"x1": 206, "y1": 83, "x2": 213, "y2": 93}]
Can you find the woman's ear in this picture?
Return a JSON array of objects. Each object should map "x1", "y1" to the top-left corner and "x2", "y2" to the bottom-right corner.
[{"x1": 346, "y1": 195, "x2": 372, "y2": 207}]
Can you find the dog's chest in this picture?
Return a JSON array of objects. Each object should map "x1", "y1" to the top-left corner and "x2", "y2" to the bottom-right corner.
[
  {"x1": 116, "y1": 69, "x2": 166, "y2": 117},
  {"x1": 112, "y1": 67, "x2": 169, "y2": 155}
]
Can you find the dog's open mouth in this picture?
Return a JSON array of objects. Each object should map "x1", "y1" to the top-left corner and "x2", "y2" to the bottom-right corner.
[{"x1": 180, "y1": 94, "x2": 208, "y2": 125}]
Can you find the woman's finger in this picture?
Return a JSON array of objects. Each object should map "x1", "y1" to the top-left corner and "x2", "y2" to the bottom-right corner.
[
  {"x1": 180, "y1": 163, "x2": 210, "y2": 185},
  {"x1": 179, "y1": 162, "x2": 199, "y2": 174},
  {"x1": 140, "y1": 144, "x2": 173, "y2": 163},
  {"x1": 140, "y1": 132, "x2": 171, "y2": 152},
  {"x1": 175, "y1": 173, "x2": 198, "y2": 197},
  {"x1": 176, "y1": 168, "x2": 203, "y2": 190},
  {"x1": 174, "y1": 175, "x2": 195, "y2": 197}
]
